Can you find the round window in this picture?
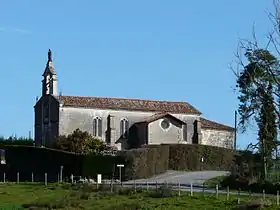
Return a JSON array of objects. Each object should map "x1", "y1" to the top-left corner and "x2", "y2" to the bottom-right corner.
[{"x1": 161, "y1": 119, "x2": 170, "y2": 130}]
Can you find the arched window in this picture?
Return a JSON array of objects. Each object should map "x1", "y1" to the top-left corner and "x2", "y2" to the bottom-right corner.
[
  {"x1": 120, "y1": 118, "x2": 129, "y2": 138},
  {"x1": 93, "y1": 117, "x2": 102, "y2": 137}
]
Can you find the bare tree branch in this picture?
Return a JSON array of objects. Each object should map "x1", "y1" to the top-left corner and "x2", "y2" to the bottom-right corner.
[{"x1": 246, "y1": 142, "x2": 260, "y2": 152}]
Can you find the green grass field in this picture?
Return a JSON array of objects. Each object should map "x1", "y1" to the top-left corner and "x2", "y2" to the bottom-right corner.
[{"x1": 0, "y1": 183, "x2": 279, "y2": 209}]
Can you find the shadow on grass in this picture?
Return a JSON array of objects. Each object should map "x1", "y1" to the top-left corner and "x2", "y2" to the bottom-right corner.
[{"x1": 21, "y1": 195, "x2": 83, "y2": 210}]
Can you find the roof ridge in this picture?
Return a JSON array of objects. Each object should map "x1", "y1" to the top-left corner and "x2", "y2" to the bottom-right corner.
[
  {"x1": 60, "y1": 95, "x2": 189, "y2": 104},
  {"x1": 58, "y1": 95, "x2": 201, "y2": 115}
]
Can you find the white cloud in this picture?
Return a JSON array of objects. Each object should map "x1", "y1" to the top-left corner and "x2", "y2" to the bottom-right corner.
[
  {"x1": 12, "y1": 28, "x2": 31, "y2": 34},
  {"x1": 0, "y1": 27, "x2": 31, "y2": 34}
]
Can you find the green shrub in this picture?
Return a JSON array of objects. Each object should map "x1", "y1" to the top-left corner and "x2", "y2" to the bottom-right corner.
[
  {"x1": 0, "y1": 136, "x2": 34, "y2": 146},
  {"x1": 54, "y1": 128, "x2": 108, "y2": 154},
  {"x1": 148, "y1": 186, "x2": 174, "y2": 198},
  {"x1": 117, "y1": 188, "x2": 136, "y2": 196},
  {"x1": 218, "y1": 173, "x2": 280, "y2": 194},
  {"x1": 79, "y1": 192, "x2": 91, "y2": 200},
  {"x1": 79, "y1": 184, "x2": 98, "y2": 193},
  {"x1": 107, "y1": 203, "x2": 142, "y2": 210}
]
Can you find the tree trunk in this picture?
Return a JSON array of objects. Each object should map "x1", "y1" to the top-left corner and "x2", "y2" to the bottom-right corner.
[
  {"x1": 261, "y1": 137, "x2": 267, "y2": 181},
  {"x1": 263, "y1": 156, "x2": 267, "y2": 181}
]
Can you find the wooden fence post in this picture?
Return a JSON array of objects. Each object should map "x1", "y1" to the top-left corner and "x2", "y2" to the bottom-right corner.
[
  {"x1": 60, "y1": 166, "x2": 63, "y2": 183},
  {"x1": 277, "y1": 191, "x2": 279, "y2": 206},
  {"x1": 110, "y1": 179, "x2": 113, "y2": 192},
  {"x1": 263, "y1": 189, "x2": 266, "y2": 201},
  {"x1": 96, "y1": 178, "x2": 99, "y2": 190},
  {"x1": 3, "y1": 173, "x2": 5, "y2": 183},
  {"x1": 178, "y1": 182, "x2": 181, "y2": 196},
  {"x1": 156, "y1": 181, "x2": 158, "y2": 192},
  {"x1": 45, "y1": 173, "x2": 47, "y2": 186},
  {"x1": 237, "y1": 189, "x2": 241, "y2": 204},
  {"x1": 133, "y1": 180, "x2": 136, "y2": 193},
  {"x1": 17, "y1": 172, "x2": 19, "y2": 184},
  {"x1": 70, "y1": 174, "x2": 74, "y2": 184},
  {"x1": 226, "y1": 186, "x2": 230, "y2": 201},
  {"x1": 190, "y1": 183, "x2": 193, "y2": 197},
  {"x1": 146, "y1": 180, "x2": 149, "y2": 191},
  {"x1": 216, "y1": 184, "x2": 219, "y2": 198},
  {"x1": 202, "y1": 182, "x2": 205, "y2": 196},
  {"x1": 31, "y1": 172, "x2": 34, "y2": 183}
]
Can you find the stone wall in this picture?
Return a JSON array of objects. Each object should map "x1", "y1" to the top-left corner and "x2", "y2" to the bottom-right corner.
[
  {"x1": 58, "y1": 107, "x2": 198, "y2": 150},
  {"x1": 34, "y1": 95, "x2": 60, "y2": 147},
  {"x1": 201, "y1": 129, "x2": 234, "y2": 149},
  {"x1": 148, "y1": 117, "x2": 184, "y2": 145},
  {"x1": 58, "y1": 107, "x2": 152, "y2": 150}
]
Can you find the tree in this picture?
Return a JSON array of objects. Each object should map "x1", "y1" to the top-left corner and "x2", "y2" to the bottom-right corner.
[
  {"x1": 0, "y1": 136, "x2": 34, "y2": 146},
  {"x1": 236, "y1": 49, "x2": 279, "y2": 133},
  {"x1": 236, "y1": 48, "x2": 279, "y2": 180},
  {"x1": 233, "y1": 0, "x2": 280, "y2": 180},
  {"x1": 257, "y1": 83, "x2": 278, "y2": 179},
  {"x1": 234, "y1": 1, "x2": 280, "y2": 123},
  {"x1": 54, "y1": 129, "x2": 108, "y2": 154}
]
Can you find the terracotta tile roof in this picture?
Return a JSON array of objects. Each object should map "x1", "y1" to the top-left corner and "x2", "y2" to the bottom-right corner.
[
  {"x1": 58, "y1": 96, "x2": 201, "y2": 115},
  {"x1": 137, "y1": 112, "x2": 186, "y2": 124},
  {"x1": 200, "y1": 117, "x2": 234, "y2": 131}
]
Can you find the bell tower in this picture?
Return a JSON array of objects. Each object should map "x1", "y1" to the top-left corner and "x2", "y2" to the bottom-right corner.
[{"x1": 42, "y1": 49, "x2": 58, "y2": 96}]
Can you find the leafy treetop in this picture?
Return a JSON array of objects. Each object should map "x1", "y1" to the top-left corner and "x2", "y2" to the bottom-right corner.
[{"x1": 53, "y1": 128, "x2": 110, "y2": 154}]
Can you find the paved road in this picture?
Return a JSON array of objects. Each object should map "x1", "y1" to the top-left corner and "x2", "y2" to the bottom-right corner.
[{"x1": 124, "y1": 170, "x2": 230, "y2": 186}]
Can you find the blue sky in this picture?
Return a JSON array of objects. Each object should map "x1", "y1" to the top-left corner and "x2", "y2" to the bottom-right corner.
[{"x1": 0, "y1": 0, "x2": 274, "y2": 148}]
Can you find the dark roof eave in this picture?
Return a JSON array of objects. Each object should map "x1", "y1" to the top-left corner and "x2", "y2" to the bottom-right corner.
[
  {"x1": 201, "y1": 126, "x2": 235, "y2": 132},
  {"x1": 139, "y1": 113, "x2": 187, "y2": 124}
]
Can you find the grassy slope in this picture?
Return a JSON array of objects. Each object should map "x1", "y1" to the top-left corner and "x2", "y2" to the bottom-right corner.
[{"x1": 0, "y1": 183, "x2": 279, "y2": 210}]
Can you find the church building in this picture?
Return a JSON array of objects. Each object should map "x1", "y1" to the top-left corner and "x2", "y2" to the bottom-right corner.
[{"x1": 34, "y1": 50, "x2": 235, "y2": 150}]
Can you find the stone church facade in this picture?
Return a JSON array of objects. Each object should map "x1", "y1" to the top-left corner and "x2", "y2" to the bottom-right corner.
[{"x1": 34, "y1": 50, "x2": 235, "y2": 150}]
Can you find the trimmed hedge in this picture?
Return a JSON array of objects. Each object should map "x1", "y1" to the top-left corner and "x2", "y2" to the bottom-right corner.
[
  {"x1": 82, "y1": 154, "x2": 125, "y2": 179},
  {"x1": 0, "y1": 144, "x2": 237, "y2": 182},
  {"x1": 168, "y1": 144, "x2": 237, "y2": 171},
  {"x1": 120, "y1": 144, "x2": 237, "y2": 180},
  {"x1": 120, "y1": 145, "x2": 169, "y2": 180},
  {"x1": 0, "y1": 145, "x2": 83, "y2": 181}
]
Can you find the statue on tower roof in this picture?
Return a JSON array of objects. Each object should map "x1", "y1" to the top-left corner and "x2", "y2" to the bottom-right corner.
[{"x1": 48, "y1": 49, "x2": 52, "y2": 62}]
